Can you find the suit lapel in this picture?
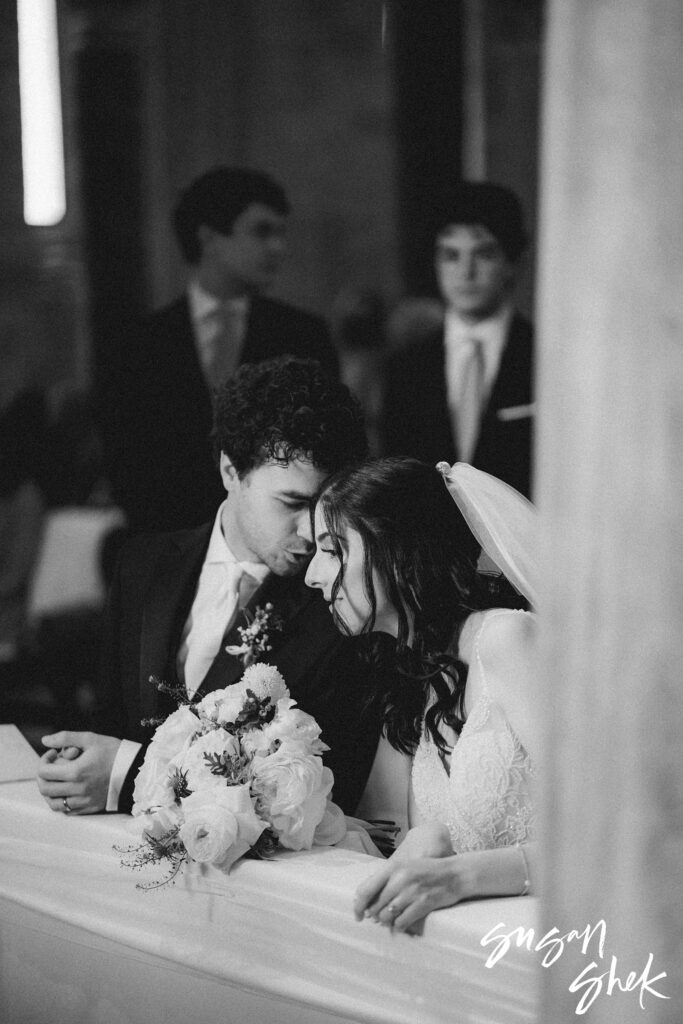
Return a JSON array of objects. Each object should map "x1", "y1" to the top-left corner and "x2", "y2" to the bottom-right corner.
[
  {"x1": 485, "y1": 314, "x2": 533, "y2": 413},
  {"x1": 138, "y1": 524, "x2": 210, "y2": 723},
  {"x1": 423, "y1": 331, "x2": 456, "y2": 455}
]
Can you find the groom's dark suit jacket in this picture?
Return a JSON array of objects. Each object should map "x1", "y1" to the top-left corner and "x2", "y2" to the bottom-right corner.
[
  {"x1": 95, "y1": 524, "x2": 382, "y2": 816},
  {"x1": 382, "y1": 312, "x2": 535, "y2": 497},
  {"x1": 105, "y1": 294, "x2": 336, "y2": 534}
]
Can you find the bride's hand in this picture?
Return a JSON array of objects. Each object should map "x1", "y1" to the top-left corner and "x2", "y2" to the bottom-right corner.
[
  {"x1": 354, "y1": 845, "x2": 535, "y2": 932},
  {"x1": 388, "y1": 823, "x2": 453, "y2": 863},
  {"x1": 353, "y1": 854, "x2": 472, "y2": 933}
]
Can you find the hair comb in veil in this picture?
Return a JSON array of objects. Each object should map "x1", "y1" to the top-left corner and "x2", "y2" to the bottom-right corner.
[{"x1": 436, "y1": 462, "x2": 538, "y2": 606}]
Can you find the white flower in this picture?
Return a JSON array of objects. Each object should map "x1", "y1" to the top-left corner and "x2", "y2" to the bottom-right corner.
[
  {"x1": 225, "y1": 604, "x2": 282, "y2": 666},
  {"x1": 132, "y1": 706, "x2": 199, "y2": 814},
  {"x1": 251, "y1": 742, "x2": 333, "y2": 851},
  {"x1": 172, "y1": 727, "x2": 242, "y2": 793},
  {"x1": 132, "y1": 755, "x2": 176, "y2": 816},
  {"x1": 240, "y1": 663, "x2": 289, "y2": 703},
  {"x1": 195, "y1": 667, "x2": 288, "y2": 728},
  {"x1": 146, "y1": 705, "x2": 199, "y2": 762},
  {"x1": 197, "y1": 689, "x2": 244, "y2": 727},
  {"x1": 179, "y1": 785, "x2": 267, "y2": 870},
  {"x1": 138, "y1": 804, "x2": 181, "y2": 837},
  {"x1": 241, "y1": 704, "x2": 328, "y2": 758}
]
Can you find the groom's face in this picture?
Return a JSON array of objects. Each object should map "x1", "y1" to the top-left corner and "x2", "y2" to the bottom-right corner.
[{"x1": 219, "y1": 455, "x2": 327, "y2": 576}]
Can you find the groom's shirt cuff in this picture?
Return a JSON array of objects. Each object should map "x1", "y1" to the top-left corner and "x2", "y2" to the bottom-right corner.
[{"x1": 106, "y1": 739, "x2": 142, "y2": 811}]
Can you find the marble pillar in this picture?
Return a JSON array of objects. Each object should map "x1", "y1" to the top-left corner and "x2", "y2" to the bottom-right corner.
[{"x1": 535, "y1": 1, "x2": 683, "y2": 1020}]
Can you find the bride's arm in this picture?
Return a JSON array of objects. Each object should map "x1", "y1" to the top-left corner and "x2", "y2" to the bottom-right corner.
[
  {"x1": 353, "y1": 842, "x2": 537, "y2": 933},
  {"x1": 353, "y1": 612, "x2": 539, "y2": 931},
  {"x1": 477, "y1": 609, "x2": 539, "y2": 764}
]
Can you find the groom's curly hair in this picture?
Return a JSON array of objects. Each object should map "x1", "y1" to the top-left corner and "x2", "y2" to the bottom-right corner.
[
  {"x1": 318, "y1": 458, "x2": 515, "y2": 754},
  {"x1": 212, "y1": 357, "x2": 367, "y2": 475}
]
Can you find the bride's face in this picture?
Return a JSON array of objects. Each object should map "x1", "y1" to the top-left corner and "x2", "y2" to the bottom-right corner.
[{"x1": 305, "y1": 506, "x2": 398, "y2": 636}]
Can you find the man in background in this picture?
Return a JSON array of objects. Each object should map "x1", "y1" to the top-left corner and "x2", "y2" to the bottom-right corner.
[
  {"x1": 107, "y1": 167, "x2": 336, "y2": 533},
  {"x1": 382, "y1": 181, "x2": 534, "y2": 497},
  {"x1": 38, "y1": 358, "x2": 381, "y2": 817}
]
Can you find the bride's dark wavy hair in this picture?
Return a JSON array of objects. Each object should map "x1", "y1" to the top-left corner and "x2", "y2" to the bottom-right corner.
[{"x1": 318, "y1": 457, "x2": 508, "y2": 754}]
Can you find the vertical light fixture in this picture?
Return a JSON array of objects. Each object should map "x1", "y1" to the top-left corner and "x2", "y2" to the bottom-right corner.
[{"x1": 17, "y1": 0, "x2": 66, "y2": 226}]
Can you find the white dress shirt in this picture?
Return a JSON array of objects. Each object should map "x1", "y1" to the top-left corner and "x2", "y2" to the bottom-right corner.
[
  {"x1": 106, "y1": 501, "x2": 268, "y2": 810},
  {"x1": 176, "y1": 501, "x2": 269, "y2": 695}
]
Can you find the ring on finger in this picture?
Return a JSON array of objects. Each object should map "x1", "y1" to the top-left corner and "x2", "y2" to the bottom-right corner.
[
  {"x1": 62, "y1": 797, "x2": 72, "y2": 814},
  {"x1": 385, "y1": 902, "x2": 401, "y2": 919}
]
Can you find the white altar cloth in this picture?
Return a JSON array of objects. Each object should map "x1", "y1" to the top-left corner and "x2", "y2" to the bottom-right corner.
[{"x1": 0, "y1": 781, "x2": 539, "y2": 1024}]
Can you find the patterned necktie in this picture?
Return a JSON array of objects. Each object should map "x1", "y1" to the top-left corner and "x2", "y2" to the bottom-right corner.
[
  {"x1": 204, "y1": 304, "x2": 243, "y2": 392},
  {"x1": 457, "y1": 337, "x2": 485, "y2": 462}
]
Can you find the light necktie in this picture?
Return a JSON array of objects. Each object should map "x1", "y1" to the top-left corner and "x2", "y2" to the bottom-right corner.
[
  {"x1": 457, "y1": 337, "x2": 485, "y2": 462},
  {"x1": 204, "y1": 304, "x2": 243, "y2": 391},
  {"x1": 182, "y1": 560, "x2": 245, "y2": 695}
]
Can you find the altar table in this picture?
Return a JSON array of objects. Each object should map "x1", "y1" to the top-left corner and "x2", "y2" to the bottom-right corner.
[{"x1": 0, "y1": 780, "x2": 539, "y2": 1024}]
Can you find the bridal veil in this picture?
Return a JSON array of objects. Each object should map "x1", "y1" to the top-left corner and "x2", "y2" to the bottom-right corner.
[{"x1": 436, "y1": 462, "x2": 538, "y2": 606}]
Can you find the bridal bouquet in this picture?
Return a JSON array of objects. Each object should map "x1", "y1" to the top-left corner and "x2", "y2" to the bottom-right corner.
[{"x1": 119, "y1": 664, "x2": 345, "y2": 888}]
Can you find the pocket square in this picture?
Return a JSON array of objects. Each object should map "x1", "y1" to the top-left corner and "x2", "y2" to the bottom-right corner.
[{"x1": 497, "y1": 403, "x2": 536, "y2": 422}]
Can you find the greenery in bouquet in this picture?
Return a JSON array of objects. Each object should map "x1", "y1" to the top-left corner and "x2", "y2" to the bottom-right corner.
[{"x1": 118, "y1": 664, "x2": 345, "y2": 889}]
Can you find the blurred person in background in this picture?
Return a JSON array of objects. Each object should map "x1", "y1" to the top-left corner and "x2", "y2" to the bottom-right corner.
[
  {"x1": 27, "y1": 388, "x2": 123, "y2": 723},
  {"x1": 382, "y1": 182, "x2": 534, "y2": 497},
  {"x1": 43, "y1": 388, "x2": 113, "y2": 509},
  {"x1": 0, "y1": 390, "x2": 47, "y2": 705},
  {"x1": 104, "y1": 166, "x2": 337, "y2": 534}
]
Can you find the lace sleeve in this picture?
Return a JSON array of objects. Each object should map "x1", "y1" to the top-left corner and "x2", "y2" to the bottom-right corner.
[{"x1": 472, "y1": 609, "x2": 538, "y2": 764}]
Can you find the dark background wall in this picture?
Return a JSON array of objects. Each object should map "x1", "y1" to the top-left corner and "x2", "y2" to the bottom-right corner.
[{"x1": 0, "y1": 0, "x2": 542, "y2": 408}]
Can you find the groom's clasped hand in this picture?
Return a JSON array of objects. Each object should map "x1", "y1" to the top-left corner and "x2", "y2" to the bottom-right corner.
[{"x1": 36, "y1": 731, "x2": 120, "y2": 815}]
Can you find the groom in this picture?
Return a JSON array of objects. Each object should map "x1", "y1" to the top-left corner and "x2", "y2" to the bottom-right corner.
[{"x1": 37, "y1": 358, "x2": 381, "y2": 815}]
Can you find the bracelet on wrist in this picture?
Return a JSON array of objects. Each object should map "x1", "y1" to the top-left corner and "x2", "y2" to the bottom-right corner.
[{"x1": 516, "y1": 844, "x2": 531, "y2": 896}]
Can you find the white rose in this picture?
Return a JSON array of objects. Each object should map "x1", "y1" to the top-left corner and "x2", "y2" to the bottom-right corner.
[
  {"x1": 196, "y1": 686, "x2": 255, "y2": 729},
  {"x1": 172, "y1": 727, "x2": 243, "y2": 793},
  {"x1": 216, "y1": 694, "x2": 245, "y2": 726},
  {"x1": 251, "y1": 743, "x2": 333, "y2": 851},
  {"x1": 241, "y1": 705, "x2": 327, "y2": 758},
  {"x1": 132, "y1": 755, "x2": 176, "y2": 816},
  {"x1": 196, "y1": 688, "x2": 240, "y2": 725},
  {"x1": 146, "y1": 706, "x2": 199, "y2": 763},
  {"x1": 179, "y1": 785, "x2": 267, "y2": 870}
]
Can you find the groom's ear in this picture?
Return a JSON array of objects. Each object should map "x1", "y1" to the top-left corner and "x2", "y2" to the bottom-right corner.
[{"x1": 219, "y1": 453, "x2": 238, "y2": 492}]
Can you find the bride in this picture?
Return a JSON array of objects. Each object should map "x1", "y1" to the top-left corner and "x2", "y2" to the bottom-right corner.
[{"x1": 305, "y1": 457, "x2": 538, "y2": 933}]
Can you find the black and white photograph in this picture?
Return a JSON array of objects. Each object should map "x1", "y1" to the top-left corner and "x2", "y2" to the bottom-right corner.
[{"x1": 1, "y1": 2, "x2": 681, "y2": 1022}]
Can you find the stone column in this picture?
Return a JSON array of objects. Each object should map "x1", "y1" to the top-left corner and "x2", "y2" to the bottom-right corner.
[{"x1": 535, "y1": 1, "x2": 683, "y2": 1021}]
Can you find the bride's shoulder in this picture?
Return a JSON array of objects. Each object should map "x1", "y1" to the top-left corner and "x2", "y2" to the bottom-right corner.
[{"x1": 458, "y1": 608, "x2": 535, "y2": 670}]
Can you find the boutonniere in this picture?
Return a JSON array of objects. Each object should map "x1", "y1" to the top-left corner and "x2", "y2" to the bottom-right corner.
[{"x1": 225, "y1": 603, "x2": 284, "y2": 667}]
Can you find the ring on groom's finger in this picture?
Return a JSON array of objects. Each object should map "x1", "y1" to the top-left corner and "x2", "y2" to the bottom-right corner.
[
  {"x1": 62, "y1": 797, "x2": 72, "y2": 814},
  {"x1": 386, "y1": 903, "x2": 401, "y2": 918}
]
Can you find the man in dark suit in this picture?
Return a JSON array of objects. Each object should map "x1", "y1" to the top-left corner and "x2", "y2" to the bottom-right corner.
[
  {"x1": 383, "y1": 182, "x2": 534, "y2": 497},
  {"x1": 107, "y1": 167, "x2": 337, "y2": 533},
  {"x1": 37, "y1": 359, "x2": 381, "y2": 816}
]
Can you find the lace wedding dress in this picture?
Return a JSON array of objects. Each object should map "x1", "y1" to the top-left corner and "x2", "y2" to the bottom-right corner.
[{"x1": 410, "y1": 610, "x2": 536, "y2": 853}]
